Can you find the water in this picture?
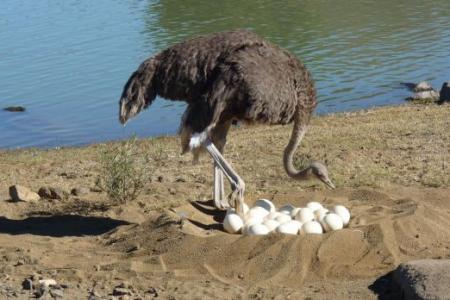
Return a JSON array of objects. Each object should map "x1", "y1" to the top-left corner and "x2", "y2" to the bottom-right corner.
[{"x1": 1, "y1": 0, "x2": 449, "y2": 149}]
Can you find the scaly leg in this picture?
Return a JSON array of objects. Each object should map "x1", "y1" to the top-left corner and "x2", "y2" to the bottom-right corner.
[
  {"x1": 204, "y1": 138, "x2": 246, "y2": 216},
  {"x1": 213, "y1": 162, "x2": 228, "y2": 209}
]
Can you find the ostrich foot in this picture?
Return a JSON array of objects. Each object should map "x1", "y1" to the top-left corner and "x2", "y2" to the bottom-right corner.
[{"x1": 213, "y1": 163, "x2": 229, "y2": 210}]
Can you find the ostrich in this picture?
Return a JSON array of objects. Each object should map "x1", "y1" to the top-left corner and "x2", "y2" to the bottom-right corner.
[{"x1": 119, "y1": 30, "x2": 335, "y2": 215}]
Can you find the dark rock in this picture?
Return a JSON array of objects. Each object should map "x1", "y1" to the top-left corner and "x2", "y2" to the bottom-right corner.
[
  {"x1": 3, "y1": 106, "x2": 25, "y2": 112},
  {"x1": 34, "y1": 284, "x2": 48, "y2": 298},
  {"x1": 439, "y1": 81, "x2": 450, "y2": 104},
  {"x1": 9, "y1": 185, "x2": 40, "y2": 202},
  {"x1": 112, "y1": 287, "x2": 131, "y2": 296},
  {"x1": 393, "y1": 259, "x2": 450, "y2": 300},
  {"x1": 38, "y1": 187, "x2": 69, "y2": 200},
  {"x1": 21, "y1": 278, "x2": 33, "y2": 290},
  {"x1": 70, "y1": 187, "x2": 89, "y2": 196}
]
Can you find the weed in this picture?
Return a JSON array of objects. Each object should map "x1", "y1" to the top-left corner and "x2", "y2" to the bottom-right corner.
[{"x1": 96, "y1": 137, "x2": 150, "y2": 204}]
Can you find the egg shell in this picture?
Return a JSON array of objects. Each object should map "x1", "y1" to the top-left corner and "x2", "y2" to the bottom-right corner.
[
  {"x1": 306, "y1": 201, "x2": 324, "y2": 211},
  {"x1": 290, "y1": 207, "x2": 302, "y2": 218},
  {"x1": 275, "y1": 213, "x2": 292, "y2": 224},
  {"x1": 322, "y1": 213, "x2": 344, "y2": 232},
  {"x1": 278, "y1": 204, "x2": 295, "y2": 215},
  {"x1": 276, "y1": 220, "x2": 300, "y2": 235},
  {"x1": 223, "y1": 213, "x2": 244, "y2": 234},
  {"x1": 295, "y1": 207, "x2": 315, "y2": 223},
  {"x1": 244, "y1": 215, "x2": 264, "y2": 226},
  {"x1": 332, "y1": 205, "x2": 351, "y2": 226},
  {"x1": 246, "y1": 224, "x2": 270, "y2": 236},
  {"x1": 314, "y1": 208, "x2": 329, "y2": 221},
  {"x1": 300, "y1": 221, "x2": 323, "y2": 235},
  {"x1": 247, "y1": 206, "x2": 270, "y2": 219},
  {"x1": 254, "y1": 199, "x2": 276, "y2": 213},
  {"x1": 262, "y1": 219, "x2": 280, "y2": 232}
]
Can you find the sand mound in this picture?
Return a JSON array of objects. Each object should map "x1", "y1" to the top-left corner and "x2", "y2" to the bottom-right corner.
[{"x1": 104, "y1": 186, "x2": 450, "y2": 288}]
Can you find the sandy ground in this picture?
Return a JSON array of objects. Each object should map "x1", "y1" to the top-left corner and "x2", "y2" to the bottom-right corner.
[{"x1": 0, "y1": 104, "x2": 449, "y2": 299}]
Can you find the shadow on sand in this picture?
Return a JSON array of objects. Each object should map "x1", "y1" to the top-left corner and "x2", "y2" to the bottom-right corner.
[{"x1": 0, "y1": 215, "x2": 130, "y2": 237}]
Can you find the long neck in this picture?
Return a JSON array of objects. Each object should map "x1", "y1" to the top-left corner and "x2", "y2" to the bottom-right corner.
[{"x1": 283, "y1": 113, "x2": 311, "y2": 180}]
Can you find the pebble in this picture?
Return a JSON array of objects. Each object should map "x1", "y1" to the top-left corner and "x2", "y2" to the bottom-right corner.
[
  {"x1": 70, "y1": 187, "x2": 90, "y2": 196},
  {"x1": 113, "y1": 287, "x2": 132, "y2": 296},
  {"x1": 38, "y1": 186, "x2": 69, "y2": 200},
  {"x1": 50, "y1": 288, "x2": 64, "y2": 298},
  {"x1": 21, "y1": 278, "x2": 33, "y2": 290}
]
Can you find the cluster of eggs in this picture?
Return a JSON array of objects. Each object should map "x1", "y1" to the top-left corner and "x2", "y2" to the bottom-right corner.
[{"x1": 223, "y1": 199, "x2": 350, "y2": 236}]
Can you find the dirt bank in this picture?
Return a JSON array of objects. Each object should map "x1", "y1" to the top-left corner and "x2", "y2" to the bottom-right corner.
[{"x1": 0, "y1": 104, "x2": 449, "y2": 299}]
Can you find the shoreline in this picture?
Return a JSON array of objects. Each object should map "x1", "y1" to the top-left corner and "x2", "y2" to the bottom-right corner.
[{"x1": 0, "y1": 102, "x2": 449, "y2": 299}]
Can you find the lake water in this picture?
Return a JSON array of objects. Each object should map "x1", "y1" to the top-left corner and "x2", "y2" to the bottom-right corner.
[{"x1": 1, "y1": 0, "x2": 449, "y2": 149}]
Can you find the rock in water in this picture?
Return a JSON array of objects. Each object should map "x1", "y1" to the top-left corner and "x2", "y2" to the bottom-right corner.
[
  {"x1": 3, "y1": 106, "x2": 25, "y2": 112},
  {"x1": 413, "y1": 81, "x2": 433, "y2": 92},
  {"x1": 9, "y1": 185, "x2": 40, "y2": 202},
  {"x1": 439, "y1": 81, "x2": 450, "y2": 103},
  {"x1": 393, "y1": 259, "x2": 450, "y2": 300},
  {"x1": 406, "y1": 90, "x2": 440, "y2": 102}
]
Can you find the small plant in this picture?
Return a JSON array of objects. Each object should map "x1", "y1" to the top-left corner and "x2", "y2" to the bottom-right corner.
[{"x1": 96, "y1": 136, "x2": 150, "y2": 204}]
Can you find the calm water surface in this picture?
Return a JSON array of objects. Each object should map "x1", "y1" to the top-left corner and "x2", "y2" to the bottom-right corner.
[{"x1": 1, "y1": 0, "x2": 449, "y2": 148}]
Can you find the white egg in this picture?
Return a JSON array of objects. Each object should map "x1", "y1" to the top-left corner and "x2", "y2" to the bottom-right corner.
[
  {"x1": 262, "y1": 219, "x2": 280, "y2": 232},
  {"x1": 322, "y1": 213, "x2": 344, "y2": 232},
  {"x1": 290, "y1": 207, "x2": 302, "y2": 218},
  {"x1": 300, "y1": 221, "x2": 323, "y2": 235},
  {"x1": 247, "y1": 206, "x2": 270, "y2": 219},
  {"x1": 295, "y1": 207, "x2": 315, "y2": 223},
  {"x1": 275, "y1": 213, "x2": 292, "y2": 224},
  {"x1": 246, "y1": 224, "x2": 270, "y2": 236},
  {"x1": 331, "y1": 205, "x2": 351, "y2": 226},
  {"x1": 265, "y1": 211, "x2": 284, "y2": 221},
  {"x1": 306, "y1": 201, "x2": 324, "y2": 211},
  {"x1": 223, "y1": 212, "x2": 244, "y2": 234},
  {"x1": 314, "y1": 208, "x2": 329, "y2": 221},
  {"x1": 244, "y1": 215, "x2": 264, "y2": 226},
  {"x1": 278, "y1": 204, "x2": 295, "y2": 215},
  {"x1": 276, "y1": 220, "x2": 300, "y2": 235},
  {"x1": 254, "y1": 199, "x2": 276, "y2": 213}
]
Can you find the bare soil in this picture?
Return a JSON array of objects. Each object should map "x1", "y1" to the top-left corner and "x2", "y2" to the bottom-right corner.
[{"x1": 0, "y1": 104, "x2": 449, "y2": 299}]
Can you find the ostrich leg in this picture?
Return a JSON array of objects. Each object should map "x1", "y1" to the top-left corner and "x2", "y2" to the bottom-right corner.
[
  {"x1": 214, "y1": 162, "x2": 228, "y2": 209},
  {"x1": 204, "y1": 139, "x2": 246, "y2": 215}
]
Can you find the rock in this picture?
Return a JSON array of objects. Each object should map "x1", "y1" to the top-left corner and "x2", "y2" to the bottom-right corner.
[
  {"x1": 70, "y1": 187, "x2": 89, "y2": 196},
  {"x1": 21, "y1": 278, "x2": 33, "y2": 290},
  {"x1": 413, "y1": 81, "x2": 433, "y2": 92},
  {"x1": 406, "y1": 90, "x2": 440, "y2": 102},
  {"x1": 38, "y1": 187, "x2": 69, "y2": 200},
  {"x1": 9, "y1": 185, "x2": 40, "y2": 202},
  {"x1": 439, "y1": 81, "x2": 450, "y2": 103},
  {"x1": 393, "y1": 259, "x2": 450, "y2": 300},
  {"x1": 38, "y1": 279, "x2": 57, "y2": 287},
  {"x1": 112, "y1": 287, "x2": 131, "y2": 296},
  {"x1": 34, "y1": 284, "x2": 48, "y2": 298},
  {"x1": 3, "y1": 106, "x2": 25, "y2": 112},
  {"x1": 50, "y1": 288, "x2": 64, "y2": 298}
]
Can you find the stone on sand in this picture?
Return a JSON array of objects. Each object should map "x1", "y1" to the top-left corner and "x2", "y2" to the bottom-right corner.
[
  {"x1": 9, "y1": 185, "x2": 40, "y2": 202},
  {"x1": 38, "y1": 186, "x2": 69, "y2": 200},
  {"x1": 393, "y1": 259, "x2": 450, "y2": 300}
]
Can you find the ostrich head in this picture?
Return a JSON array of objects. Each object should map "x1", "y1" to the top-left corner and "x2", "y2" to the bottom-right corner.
[
  {"x1": 119, "y1": 62, "x2": 157, "y2": 125},
  {"x1": 309, "y1": 161, "x2": 335, "y2": 189}
]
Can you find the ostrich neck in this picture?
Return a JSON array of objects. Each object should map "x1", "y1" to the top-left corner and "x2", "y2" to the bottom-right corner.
[{"x1": 283, "y1": 116, "x2": 311, "y2": 180}]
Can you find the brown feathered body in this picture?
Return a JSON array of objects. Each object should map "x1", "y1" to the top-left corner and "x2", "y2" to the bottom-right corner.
[{"x1": 120, "y1": 30, "x2": 320, "y2": 178}]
